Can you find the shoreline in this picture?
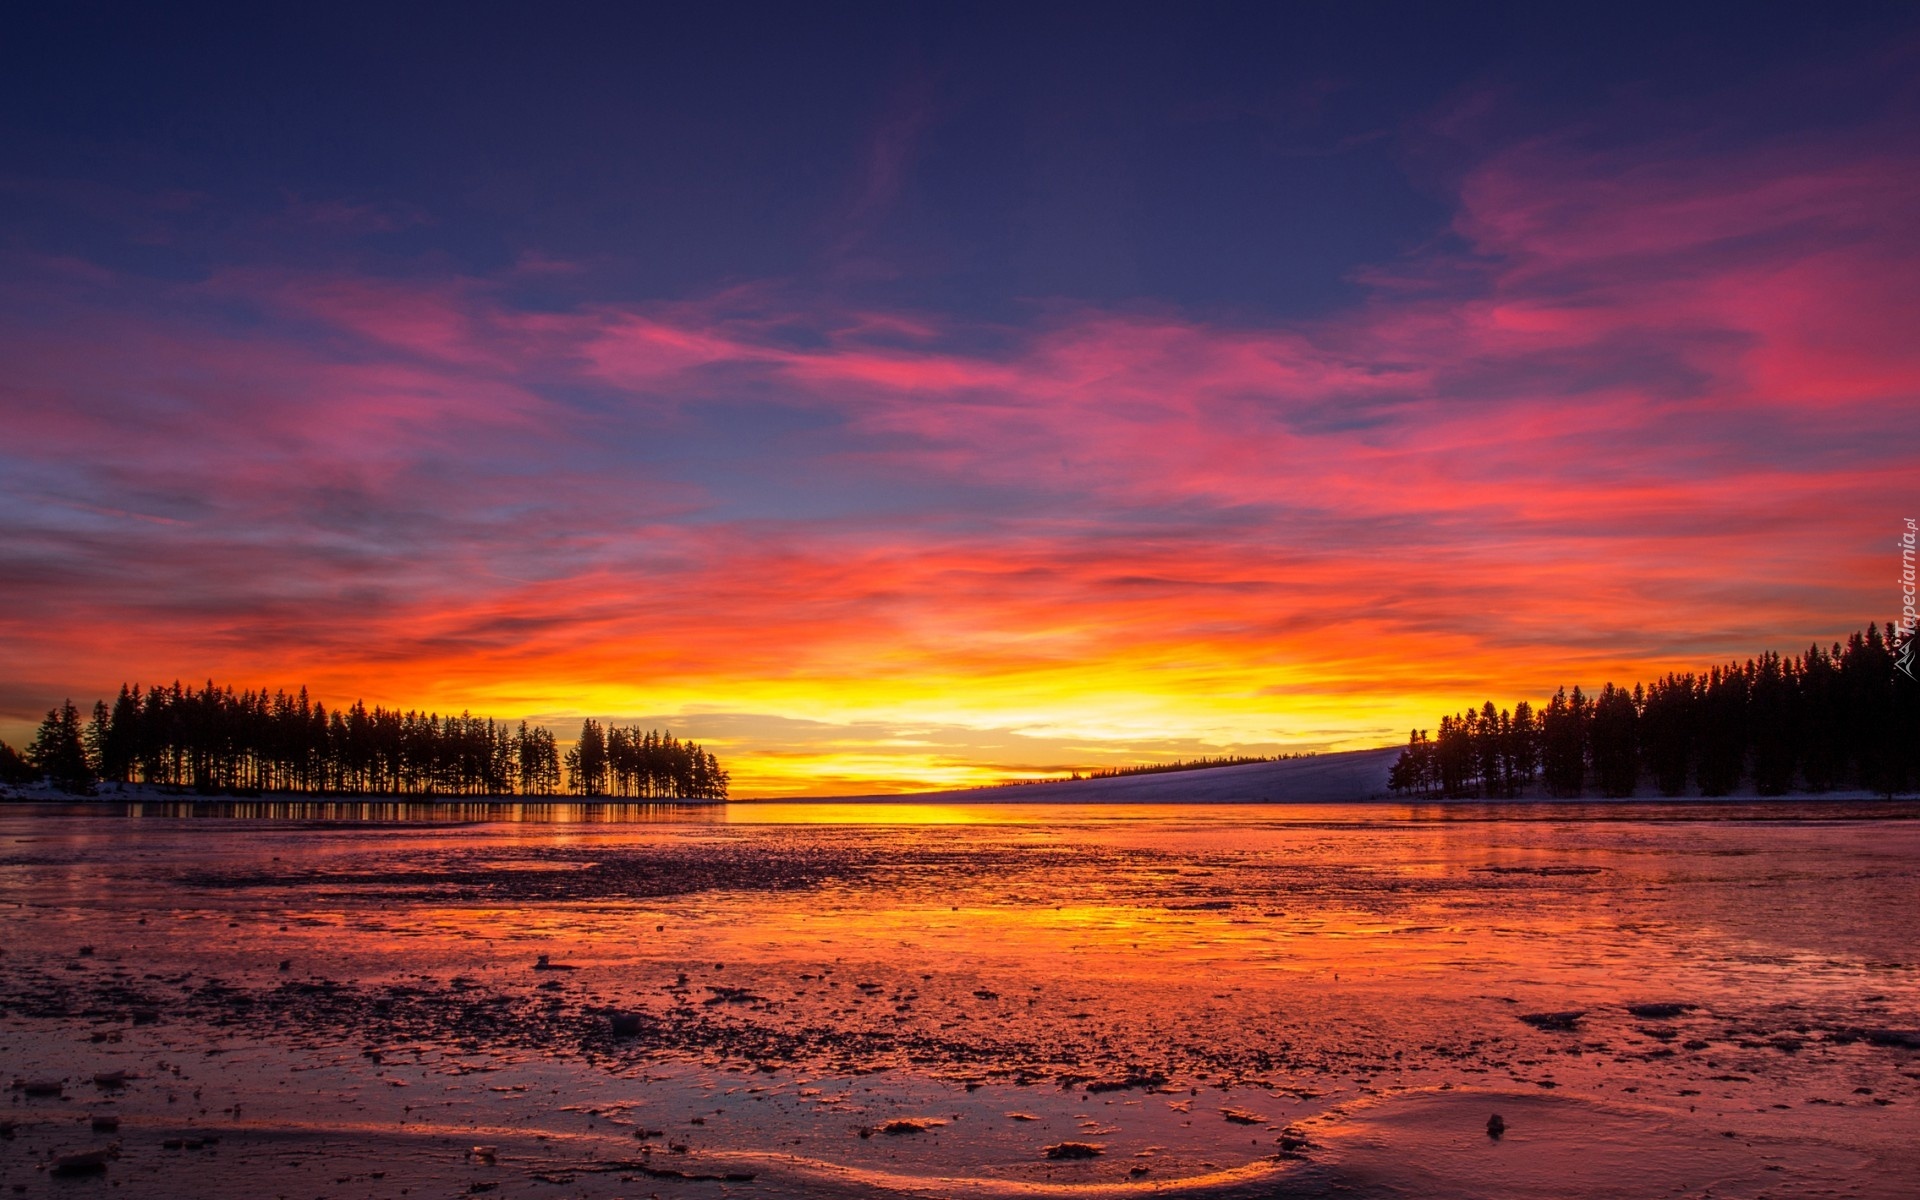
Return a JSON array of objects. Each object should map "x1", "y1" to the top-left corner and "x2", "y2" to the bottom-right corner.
[{"x1": 5, "y1": 746, "x2": 1916, "y2": 807}]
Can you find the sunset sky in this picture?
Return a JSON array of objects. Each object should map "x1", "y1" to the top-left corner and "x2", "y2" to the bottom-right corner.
[{"x1": 4, "y1": 4, "x2": 1918, "y2": 795}]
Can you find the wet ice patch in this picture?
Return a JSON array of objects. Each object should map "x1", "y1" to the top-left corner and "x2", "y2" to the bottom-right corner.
[{"x1": 1304, "y1": 1089, "x2": 1892, "y2": 1200}]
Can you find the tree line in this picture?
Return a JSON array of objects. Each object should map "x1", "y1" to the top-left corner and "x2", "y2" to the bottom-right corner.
[
  {"x1": 1079, "y1": 752, "x2": 1313, "y2": 780},
  {"x1": 0, "y1": 681, "x2": 728, "y2": 800},
  {"x1": 561, "y1": 718, "x2": 728, "y2": 799},
  {"x1": 1389, "y1": 623, "x2": 1919, "y2": 799}
]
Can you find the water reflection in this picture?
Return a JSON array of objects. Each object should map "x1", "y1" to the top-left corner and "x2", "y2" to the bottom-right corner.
[
  {"x1": 0, "y1": 802, "x2": 1916, "y2": 1197},
  {"x1": 728, "y1": 798, "x2": 1920, "y2": 825},
  {"x1": 115, "y1": 800, "x2": 727, "y2": 823},
  {"x1": 10, "y1": 796, "x2": 1920, "y2": 827}
]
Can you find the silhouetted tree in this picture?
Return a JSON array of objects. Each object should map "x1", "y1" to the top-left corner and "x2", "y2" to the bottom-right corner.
[
  {"x1": 0, "y1": 739, "x2": 36, "y2": 785},
  {"x1": 1539, "y1": 687, "x2": 1588, "y2": 797},
  {"x1": 1695, "y1": 665, "x2": 1747, "y2": 796},
  {"x1": 1434, "y1": 714, "x2": 1475, "y2": 797},
  {"x1": 1472, "y1": 702, "x2": 1504, "y2": 797},
  {"x1": 516, "y1": 722, "x2": 561, "y2": 794},
  {"x1": 1588, "y1": 683, "x2": 1639, "y2": 798},
  {"x1": 1748, "y1": 652, "x2": 1799, "y2": 795},
  {"x1": 1508, "y1": 701, "x2": 1538, "y2": 791},
  {"x1": 29, "y1": 700, "x2": 93, "y2": 792},
  {"x1": 1796, "y1": 646, "x2": 1840, "y2": 792},
  {"x1": 1844, "y1": 625, "x2": 1902, "y2": 796},
  {"x1": 26, "y1": 681, "x2": 729, "y2": 800},
  {"x1": 1389, "y1": 730, "x2": 1437, "y2": 796},
  {"x1": 567, "y1": 718, "x2": 609, "y2": 796},
  {"x1": 1388, "y1": 621, "x2": 1920, "y2": 800},
  {"x1": 1640, "y1": 674, "x2": 1695, "y2": 796}
]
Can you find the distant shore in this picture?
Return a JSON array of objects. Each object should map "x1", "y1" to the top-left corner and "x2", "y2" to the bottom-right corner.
[
  {"x1": 753, "y1": 744, "x2": 1915, "y2": 804},
  {"x1": 7, "y1": 744, "x2": 1914, "y2": 806}
]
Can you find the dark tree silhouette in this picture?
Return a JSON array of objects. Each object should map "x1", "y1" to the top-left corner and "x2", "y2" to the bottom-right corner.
[
  {"x1": 1508, "y1": 701, "x2": 1538, "y2": 792},
  {"x1": 566, "y1": 719, "x2": 610, "y2": 797},
  {"x1": 1797, "y1": 646, "x2": 1841, "y2": 792},
  {"x1": 0, "y1": 739, "x2": 36, "y2": 785},
  {"x1": 1640, "y1": 673, "x2": 1696, "y2": 797},
  {"x1": 1085, "y1": 753, "x2": 1303, "y2": 780},
  {"x1": 29, "y1": 700, "x2": 93, "y2": 791},
  {"x1": 1747, "y1": 653, "x2": 1798, "y2": 795},
  {"x1": 1589, "y1": 683, "x2": 1639, "y2": 798},
  {"x1": 1435, "y1": 713, "x2": 1475, "y2": 797},
  {"x1": 516, "y1": 722, "x2": 561, "y2": 795},
  {"x1": 580, "y1": 723, "x2": 728, "y2": 799},
  {"x1": 1539, "y1": 687, "x2": 1589, "y2": 798},
  {"x1": 1474, "y1": 702, "x2": 1505, "y2": 797},
  {"x1": 1695, "y1": 666, "x2": 1747, "y2": 796},
  {"x1": 15, "y1": 681, "x2": 729, "y2": 800},
  {"x1": 1387, "y1": 730, "x2": 1437, "y2": 796},
  {"x1": 1389, "y1": 622, "x2": 1919, "y2": 799}
]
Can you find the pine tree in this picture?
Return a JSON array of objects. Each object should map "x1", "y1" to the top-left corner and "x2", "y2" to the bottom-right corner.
[
  {"x1": 1641, "y1": 674, "x2": 1695, "y2": 796},
  {"x1": 1474, "y1": 702, "x2": 1503, "y2": 797},
  {"x1": 1399, "y1": 620, "x2": 1917, "y2": 802},
  {"x1": 1696, "y1": 665, "x2": 1748, "y2": 796},
  {"x1": 86, "y1": 700, "x2": 112, "y2": 785},
  {"x1": 1388, "y1": 730, "x2": 1435, "y2": 796},
  {"x1": 1796, "y1": 646, "x2": 1840, "y2": 792},
  {"x1": 1748, "y1": 652, "x2": 1799, "y2": 795},
  {"x1": 1845, "y1": 625, "x2": 1901, "y2": 795},
  {"x1": 0, "y1": 739, "x2": 35, "y2": 785},
  {"x1": 570, "y1": 719, "x2": 609, "y2": 796},
  {"x1": 1588, "y1": 683, "x2": 1639, "y2": 797},
  {"x1": 29, "y1": 700, "x2": 94, "y2": 792},
  {"x1": 1435, "y1": 714, "x2": 1474, "y2": 797},
  {"x1": 1508, "y1": 702, "x2": 1537, "y2": 790}
]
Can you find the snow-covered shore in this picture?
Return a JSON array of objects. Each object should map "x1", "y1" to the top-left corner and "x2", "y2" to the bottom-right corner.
[
  {"x1": 799, "y1": 744, "x2": 1915, "y2": 804},
  {"x1": 805, "y1": 746, "x2": 1406, "y2": 804}
]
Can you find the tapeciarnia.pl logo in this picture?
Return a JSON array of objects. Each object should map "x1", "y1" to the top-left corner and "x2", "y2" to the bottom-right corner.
[{"x1": 1899, "y1": 517, "x2": 1917, "y2": 681}]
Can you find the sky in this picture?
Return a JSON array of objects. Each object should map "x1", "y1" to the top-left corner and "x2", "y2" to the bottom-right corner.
[{"x1": 3, "y1": 3, "x2": 1918, "y2": 796}]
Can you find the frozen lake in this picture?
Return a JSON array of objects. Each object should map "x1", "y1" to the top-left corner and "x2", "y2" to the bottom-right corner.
[{"x1": 2, "y1": 800, "x2": 1917, "y2": 1197}]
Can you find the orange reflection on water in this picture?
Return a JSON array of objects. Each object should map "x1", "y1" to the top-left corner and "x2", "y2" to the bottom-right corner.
[{"x1": 4, "y1": 804, "x2": 1918, "y2": 1194}]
